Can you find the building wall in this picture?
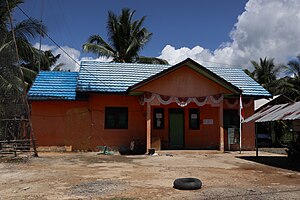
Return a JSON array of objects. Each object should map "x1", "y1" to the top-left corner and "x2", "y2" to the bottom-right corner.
[
  {"x1": 31, "y1": 101, "x2": 91, "y2": 150},
  {"x1": 31, "y1": 95, "x2": 146, "y2": 151},
  {"x1": 31, "y1": 96, "x2": 255, "y2": 151},
  {"x1": 135, "y1": 66, "x2": 233, "y2": 97},
  {"x1": 88, "y1": 94, "x2": 146, "y2": 150},
  {"x1": 223, "y1": 98, "x2": 255, "y2": 150},
  {"x1": 151, "y1": 103, "x2": 220, "y2": 149}
]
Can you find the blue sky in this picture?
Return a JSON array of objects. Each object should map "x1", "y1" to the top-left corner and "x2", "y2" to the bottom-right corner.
[{"x1": 14, "y1": 0, "x2": 300, "y2": 71}]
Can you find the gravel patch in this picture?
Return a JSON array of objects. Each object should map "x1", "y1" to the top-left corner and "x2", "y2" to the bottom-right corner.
[{"x1": 69, "y1": 179, "x2": 126, "y2": 197}]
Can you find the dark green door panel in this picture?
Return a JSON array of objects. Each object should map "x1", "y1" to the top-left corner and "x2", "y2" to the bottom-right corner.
[{"x1": 169, "y1": 108, "x2": 184, "y2": 149}]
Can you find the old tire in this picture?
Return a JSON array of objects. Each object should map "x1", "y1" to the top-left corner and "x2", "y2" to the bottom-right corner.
[{"x1": 173, "y1": 178, "x2": 202, "y2": 190}]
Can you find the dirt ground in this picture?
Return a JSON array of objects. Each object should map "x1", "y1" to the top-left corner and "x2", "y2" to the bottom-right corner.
[{"x1": 0, "y1": 150, "x2": 300, "y2": 200}]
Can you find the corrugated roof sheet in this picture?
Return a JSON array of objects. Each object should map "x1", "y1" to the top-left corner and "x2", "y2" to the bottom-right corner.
[
  {"x1": 28, "y1": 59, "x2": 271, "y2": 100},
  {"x1": 243, "y1": 101, "x2": 300, "y2": 123},
  {"x1": 206, "y1": 66, "x2": 271, "y2": 96},
  {"x1": 77, "y1": 60, "x2": 271, "y2": 97},
  {"x1": 77, "y1": 61, "x2": 171, "y2": 93},
  {"x1": 28, "y1": 71, "x2": 78, "y2": 100}
]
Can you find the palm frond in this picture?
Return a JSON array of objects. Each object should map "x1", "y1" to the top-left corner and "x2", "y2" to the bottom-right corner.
[
  {"x1": 287, "y1": 56, "x2": 300, "y2": 78},
  {"x1": 52, "y1": 63, "x2": 65, "y2": 71},
  {"x1": 21, "y1": 66, "x2": 37, "y2": 85},
  {"x1": 15, "y1": 38, "x2": 35, "y2": 62},
  {"x1": 136, "y1": 56, "x2": 169, "y2": 65},
  {"x1": 13, "y1": 18, "x2": 47, "y2": 41},
  {"x1": 0, "y1": 0, "x2": 24, "y2": 23},
  {"x1": 82, "y1": 43, "x2": 115, "y2": 57},
  {"x1": 85, "y1": 35, "x2": 115, "y2": 53}
]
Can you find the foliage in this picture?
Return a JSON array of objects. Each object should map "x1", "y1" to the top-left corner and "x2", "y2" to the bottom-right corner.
[
  {"x1": 285, "y1": 55, "x2": 300, "y2": 101},
  {"x1": 83, "y1": 8, "x2": 168, "y2": 65},
  {"x1": 250, "y1": 57, "x2": 282, "y2": 94},
  {"x1": 0, "y1": 0, "x2": 64, "y2": 92},
  {"x1": 248, "y1": 56, "x2": 300, "y2": 101}
]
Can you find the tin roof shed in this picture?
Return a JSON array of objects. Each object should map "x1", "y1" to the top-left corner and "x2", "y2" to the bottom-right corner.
[{"x1": 243, "y1": 101, "x2": 300, "y2": 123}]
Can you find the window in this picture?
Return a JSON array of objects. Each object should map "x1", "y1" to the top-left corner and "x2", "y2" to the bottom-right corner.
[
  {"x1": 105, "y1": 107, "x2": 128, "y2": 129},
  {"x1": 189, "y1": 108, "x2": 200, "y2": 129},
  {"x1": 153, "y1": 108, "x2": 164, "y2": 129}
]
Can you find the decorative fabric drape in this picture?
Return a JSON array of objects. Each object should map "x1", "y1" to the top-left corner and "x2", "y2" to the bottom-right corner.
[
  {"x1": 157, "y1": 94, "x2": 173, "y2": 105},
  {"x1": 225, "y1": 98, "x2": 252, "y2": 108},
  {"x1": 210, "y1": 94, "x2": 223, "y2": 104},
  {"x1": 140, "y1": 92, "x2": 224, "y2": 107},
  {"x1": 192, "y1": 97, "x2": 208, "y2": 106},
  {"x1": 225, "y1": 98, "x2": 239, "y2": 108},
  {"x1": 144, "y1": 92, "x2": 156, "y2": 103},
  {"x1": 175, "y1": 97, "x2": 192, "y2": 107}
]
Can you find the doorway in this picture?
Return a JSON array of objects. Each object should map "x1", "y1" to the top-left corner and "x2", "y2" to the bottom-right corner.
[{"x1": 169, "y1": 108, "x2": 184, "y2": 149}]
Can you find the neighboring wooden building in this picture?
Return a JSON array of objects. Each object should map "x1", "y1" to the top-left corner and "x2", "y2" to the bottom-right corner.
[{"x1": 28, "y1": 58, "x2": 270, "y2": 151}]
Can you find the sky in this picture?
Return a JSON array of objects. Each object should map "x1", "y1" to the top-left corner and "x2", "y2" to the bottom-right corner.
[{"x1": 14, "y1": 0, "x2": 300, "y2": 71}]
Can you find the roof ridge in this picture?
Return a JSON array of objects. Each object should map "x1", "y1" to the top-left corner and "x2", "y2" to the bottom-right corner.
[{"x1": 80, "y1": 61, "x2": 171, "y2": 67}]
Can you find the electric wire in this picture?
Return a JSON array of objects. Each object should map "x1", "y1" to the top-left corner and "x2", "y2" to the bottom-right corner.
[
  {"x1": 16, "y1": 4, "x2": 81, "y2": 67},
  {"x1": 16, "y1": 4, "x2": 248, "y2": 95}
]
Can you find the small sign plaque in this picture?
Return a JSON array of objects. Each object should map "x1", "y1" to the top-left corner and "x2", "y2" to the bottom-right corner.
[
  {"x1": 203, "y1": 119, "x2": 213, "y2": 125},
  {"x1": 191, "y1": 114, "x2": 198, "y2": 119},
  {"x1": 156, "y1": 113, "x2": 162, "y2": 119}
]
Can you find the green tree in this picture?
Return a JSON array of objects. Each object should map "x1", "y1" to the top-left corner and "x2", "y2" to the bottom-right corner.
[
  {"x1": 250, "y1": 57, "x2": 282, "y2": 94},
  {"x1": 0, "y1": 0, "x2": 48, "y2": 89},
  {"x1": 0, "y1": 0, "x2": 63, "y2": 90},
  {"x1": 83, "y1": 8, "x2": 168, "y2": 64},
  {"x1": 283, "y1": 55, "x2": 300, "y2": 101}
]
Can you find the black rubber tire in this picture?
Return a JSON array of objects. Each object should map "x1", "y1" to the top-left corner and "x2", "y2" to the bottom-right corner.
[{"x1": 173, "y1": 178, "x2": 202, "y2": 190}]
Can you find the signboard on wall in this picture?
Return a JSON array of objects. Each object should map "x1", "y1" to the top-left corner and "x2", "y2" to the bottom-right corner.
[{"x1": 203, "y1": 119, "x2": 213, "y2": 125}]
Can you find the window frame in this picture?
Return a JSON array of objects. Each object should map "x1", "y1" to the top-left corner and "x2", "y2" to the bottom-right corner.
[
  {"x1": 153, "y1": 108, "x2": 164, "y2": 129},
  {"x1": 189, "y1": 108, "x2": 200, "y2": 130},
  {"x1": 105, "y1": 107, "x2": 128, "y2": 129}
]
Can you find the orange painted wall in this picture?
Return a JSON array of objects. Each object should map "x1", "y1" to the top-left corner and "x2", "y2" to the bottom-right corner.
[
  {"x1": 88, "y1": 94, "x2": 146, "y2": 149},
  {"x1": 31, "y1": 101, "x2": 91, "y2": 150},
  {"x1": 151, "y1": 103, "x2": 221, "y2": 150},
  {"x1": 31, "y1": 95, "x2": 146, "y2": 151},
  {"x1": 31, "y1": 97, "x2": 255, "y2": 151},
  {"x1": 135, "y1": 66, "x2": 233, "y2": 97}
]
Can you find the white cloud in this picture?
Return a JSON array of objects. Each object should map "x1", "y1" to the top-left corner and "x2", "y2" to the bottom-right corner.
[
  {"x1": 34, "y1": 43, "x2": 112, "y2": 71},
  {"x1": 159, "y1": 0, "x2": 300, "y2": 69}
]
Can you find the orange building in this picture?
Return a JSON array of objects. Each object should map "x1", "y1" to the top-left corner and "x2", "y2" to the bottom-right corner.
[{"x1": 28, "y1": 59, "x2": 271, "y2": 152}]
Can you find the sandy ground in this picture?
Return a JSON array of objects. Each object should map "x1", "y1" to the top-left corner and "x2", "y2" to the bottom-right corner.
[{"x1": 0, "y1": 150, "x2": 300, "y2": 200}]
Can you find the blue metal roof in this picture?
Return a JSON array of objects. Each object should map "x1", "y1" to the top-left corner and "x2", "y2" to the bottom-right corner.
[
  {"x1": 28, "y1": 71, "x2": 78, "y2": 100},
  {"x1": 77, "y1": 61, "x2": 171, "y2": 93},
  {"x1": 28, "y1": 59, "x2": 270, "y2": 100},
  {"x1": 205, "y1": 66, "x2": 271, "y2": 97},
  {"x1": 77, "y1": 60, "x2": 271, "y2": 97}
]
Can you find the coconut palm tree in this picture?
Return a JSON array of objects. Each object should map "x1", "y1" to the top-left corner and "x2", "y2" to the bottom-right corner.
[
  {"x1": 250, "y1": 57, "x2": 282, "y2": 94},
  {"x1": 0, "y1": 0, "x2": 64, "y2": 90},
  {"x1": 1, "y1": 0, "x2": 47, "y2": 64},
  {"x1": 284, "y1": 55, "x2": 300, "y2": 101},
  {"x1": 83, "y1": 8, "x2": 168, "y2": 64},
  {"x1": 287, "y1": 55, "x2": 300, "y2": 79}
]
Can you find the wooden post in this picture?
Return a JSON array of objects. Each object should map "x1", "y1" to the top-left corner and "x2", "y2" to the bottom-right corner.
[
  {"x1": 219, "y1": 100, "x2": 224, "y2": 152},
  {"x1": 146, "y1": 102, "x2": 151, "y2": 151}
]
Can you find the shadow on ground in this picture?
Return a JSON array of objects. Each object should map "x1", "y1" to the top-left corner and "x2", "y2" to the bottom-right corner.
[{"x1": 237, "y1": 156, "x2": 300, "y2": 172}]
